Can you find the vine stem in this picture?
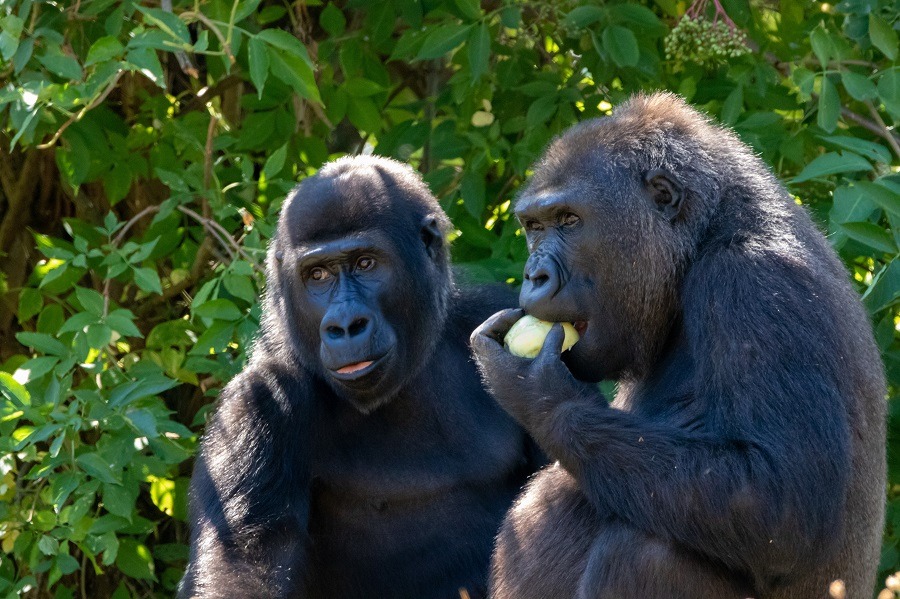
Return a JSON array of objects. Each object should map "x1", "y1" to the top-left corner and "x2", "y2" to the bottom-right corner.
[{"x1": 36, "y1": 72, "x2": 123, "y2": 150}]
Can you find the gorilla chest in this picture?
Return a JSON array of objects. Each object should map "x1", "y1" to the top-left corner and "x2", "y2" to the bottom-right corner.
[{"x1": 309, "y1": 390, "x2": 524, "y2": 505}]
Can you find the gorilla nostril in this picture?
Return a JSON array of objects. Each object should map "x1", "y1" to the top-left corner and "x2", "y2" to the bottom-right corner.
[
  {"x1": 348, "y1": 318, "x2": 369, "y2": 337},
  {"x1": 326, "y1": 325, "x2": 344, "y2": 339},
  {"x1": 531, "y1": 273, "x2": 549, "y2": 287}
]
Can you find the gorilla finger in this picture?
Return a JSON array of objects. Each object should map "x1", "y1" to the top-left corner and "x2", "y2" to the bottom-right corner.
[
  {"x1": 471, "y1": 308, "x2": 526, "y2": 345},
  {"x1": 536, "y1": 323, "x2": 566, "y2": 363}
]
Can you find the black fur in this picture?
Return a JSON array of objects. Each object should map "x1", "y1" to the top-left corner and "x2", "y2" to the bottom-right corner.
[
  {"x1": 470, "y1": 93, "x2": 886, "y2": 599},
  {"x1": 179, "y1": 156, "x2": 539, "y2": 599}
]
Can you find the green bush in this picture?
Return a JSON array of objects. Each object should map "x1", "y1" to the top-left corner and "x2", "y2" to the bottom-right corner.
[{"x1": 0, "y1": 0, "x2": 899, "y2": 596}]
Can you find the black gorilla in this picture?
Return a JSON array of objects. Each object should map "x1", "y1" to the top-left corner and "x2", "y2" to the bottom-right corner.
[
  {"x1": 179, "y1": 156, "x2": 540, "y2": 599},
  {"x1": 471, "y1": 93, "x2": 886, "y2": 599}
]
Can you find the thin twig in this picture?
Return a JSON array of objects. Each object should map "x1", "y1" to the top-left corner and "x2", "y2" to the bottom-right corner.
[
  {"x1": 37, "y1": 72, "x2": 123, "y2": 149},
  {"x1": 181, "y1": 11, "x2": 235, "y2": 64},
  {"x1": 865, "y1": 100, "x2": 900, "y2": 161},
  {"x1": 203, "y1": 116, "x2": 218, "y2": 217},
  {"x1": 162, "y1": 0, "x2": 198, "y2": 78},
  {"x1": 177, "y1": 205, "x2": 265, "y2": 274},
  {"x1": 103, "y1": 205, "x2": 161, "y2": 315}
]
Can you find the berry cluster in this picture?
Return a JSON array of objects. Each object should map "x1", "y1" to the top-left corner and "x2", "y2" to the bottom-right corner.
[{"x1": 664, "y1": 16, "x2": 750, "y2": 70}]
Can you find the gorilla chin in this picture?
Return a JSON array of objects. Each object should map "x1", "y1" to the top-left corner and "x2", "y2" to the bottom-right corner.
[{"x1": 326, "y1": 351, "x2": 403, "y2": 411}]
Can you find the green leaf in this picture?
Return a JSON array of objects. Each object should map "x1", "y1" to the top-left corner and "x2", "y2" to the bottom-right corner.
[
  {"x1": 817, "y1": 76, "x2": 840, "y2": 133},
  {"x1": 602, "y1": 26, "x2": 639, "y2": 68},
  {"x1": 132, "y1": 267, "x2": 162, "y2": 294},
  {"x1": 346, "y1": 97, "x2": 382, "y2": 133},
  {"x1": 233, "y1": 0, "x2": 264, "y2": 23},
  {"x1": 854, "y1": 181, "x2": 900, "y2": 217},
  {"x1": 460, "y1": 170, "x2": 486, "y2": 218},
  {"x1": 38, "y1": 535, "x2": 60, "y2": 556},
  {"x1": 39, "y1": 48, "x2": 83, "y2": 80},
  {"x1": 87, "y1": 323, "x2": 112, "y2": 348},
  {"x1": 75, "y1": 287, "x2": 106, "y2": 316},
  {"x1": 194, "y1": 299, "x2": 243, "y2": 322},
  {"x1": 256, "y1": 29, "x2": 312, "y2": 63},
  {"x1": 16, "y1": 332, "x2": 68, "y2": 356},
  {"x1": 869, "y1": 13, "x2": 898, "y2": 60},
  {"x1": 342, "y1": 78, "x2": 386, "y2": 97},
  {"x1": 248, "y1": 36, "x2": 269, "y2": 99},
  {"x1": 831, "y1": 185, "x2": 878, "y2": 227},
  {"x1": 468, "y1": 23, "x2": 490, "y2": 82},
  {"x1": 268, "y1": 47, "x2": 321, "y2": 103},
  {"x1": 18, "y1": 288, "x2": 43, "y2": 323},
  {"x1": 839, "y1": 222, "x2": 898, "y2": 253},
  {"x1": 526, "y1": 95, "x2": 557, "y2": 126},
  {"x1": 454, "y1": 0, "x2": 482, "y2": 21},
  {"x1": 107, "y1": 309, "x2": 143, "y2": 338},
  {"x1": 116, "y1": 538, "x2": 156, "y2": 581},
  {"x1": 0, "y1": 372, "x2": 30, "y2": 407},
  {"x1": 223, "y1": 274, "x2": 256, "y2": 303},
  {"x1": 0, "y1": 15, "x2": 24, "y2": 61},
  {"x1": 86, "y1": 36, "x2": 125, "y2": 66},
  {"x1": 320, "y1": 4, "x2": 347, "y2": 36},
  {"x1": 263, "y1": 144, "x2": 288, "y2": 179},
  {"x1": 842, "y1": 71, "x2": 878, "y2": 101},
  {"x1": 609, "y1": 4, "x2": 666, "y2": 36},
  {"x1": 863, "y1": 259, "x2": 900, "y2": 312},
  {"x1": 76, "y1": 453, "x2": 120, "y2": 484},
  {"x1": 792, "y1": 152, "x2": 872, "y2": 183},
  {"x1": 821, "y1": 136, "x2": 891, "y2": 164},
  {"x1": 135, "y1": 6, "x2": 192, "y2": 46},
  {"x1": 126, "y1": 47, "x2": 165, "y2": 87},
  {"x1": 51, "y1": 472, "x2": 81, "y2": 512},
  {"x1": 103, "y1": 482, "x2": 137, "y2": 520},
  {"x1": 721, "y1": 86, "x2": 743, "y2": 125},
  {"x1": 810, "y1": 25, "x2": 833, "y2": 67},
  {"x1": 563, "y1": 6, "x2": 606, "y2": 29},
  {"x1": 16, "y1": 357, "x2": 59, "y2": 381},
  {"x1": 108, "y1": 375, "x2": 177, "y2": 408},
  {"x1": 417, "y1": 24, "x2": 471, "y2": 60}
]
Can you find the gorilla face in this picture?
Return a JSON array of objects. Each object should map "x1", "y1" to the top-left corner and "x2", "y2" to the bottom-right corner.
[
  {"x1": 514, "y1": 154, "x2": 686, "y2": 383},
  {"x1": 268, "y1": 157, "x2": 451, "y2": 413}
]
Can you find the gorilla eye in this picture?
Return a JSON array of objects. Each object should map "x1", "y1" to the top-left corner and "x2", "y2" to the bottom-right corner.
[
  {"x1": 310, "y1": 267, "x2": 332, "y2": 282},
  {"x1": 356, "y1": 256, "x2": 376, "y2": 271},
  {"x1": 561, "y1": 212, "x2": 581, "y2": 227},
  {"x1": 524, "y1": 220, "x2": 544, "y2": 232}
]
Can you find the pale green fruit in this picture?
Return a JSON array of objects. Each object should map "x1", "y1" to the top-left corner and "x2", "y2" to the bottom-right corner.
[{"x1": 503, "y1": 315, "x2": 580, "y2": 359}]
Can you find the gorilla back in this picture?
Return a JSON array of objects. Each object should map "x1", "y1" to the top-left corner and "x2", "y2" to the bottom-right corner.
[
  {"x1": 179, "y1": 156, "x2": 538, "y2": 599},
  {"x1": 470, "y1": 93, "x2": 886, "y2": 599}
]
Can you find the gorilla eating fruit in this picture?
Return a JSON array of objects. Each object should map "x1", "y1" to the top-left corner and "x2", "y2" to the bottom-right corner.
[
  {"x1": 179, "y1": 156, "x2": 540, "y2": 599},
  {"x1": 471, "y1": 93, "x2": 886, "y2": 599}
]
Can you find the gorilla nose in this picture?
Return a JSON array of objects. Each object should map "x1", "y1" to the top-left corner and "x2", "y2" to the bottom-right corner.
[
  {"x1": 322, "y1": 312, "x2": 371, "y2": 340},
  {"x1": 520, "y1": 261, "x2": 560, "y2": 312}
]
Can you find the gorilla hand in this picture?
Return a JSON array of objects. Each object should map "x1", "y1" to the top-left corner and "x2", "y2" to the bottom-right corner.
[{"x1": 470, "y1": 309, "x2": 599, "y2": 433}]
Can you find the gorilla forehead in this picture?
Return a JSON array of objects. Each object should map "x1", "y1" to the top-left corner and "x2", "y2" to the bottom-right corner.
[
  {"x1": 279, "y1": 155, "x2": 448, "y2": 247},
  {"x1": 527, "y1": 92, "x2": 719, "y2": 188}
]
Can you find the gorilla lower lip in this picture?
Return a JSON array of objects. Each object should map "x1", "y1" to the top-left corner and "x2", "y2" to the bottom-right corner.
[{"x1": 337, "y1": 361, "x2": 374, "y2": 374}]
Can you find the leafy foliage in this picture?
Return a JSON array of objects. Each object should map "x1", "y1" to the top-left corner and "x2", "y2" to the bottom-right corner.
[{"x1": 0, "y1": 0, "x2": 899, "y2": 596}]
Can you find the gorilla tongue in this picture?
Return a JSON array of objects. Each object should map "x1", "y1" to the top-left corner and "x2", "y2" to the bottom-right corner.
[{"x1": 337, "y1": 361, "x2": 374, "y2": 374}]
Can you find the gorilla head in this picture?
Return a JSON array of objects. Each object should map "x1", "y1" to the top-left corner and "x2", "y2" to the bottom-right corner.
[
  {"x1": 263, "y1": 156, "x2": 452, "y2": 412},
  {"x1": 514, "y1": 93, "x2": 730, "y2": 383}
]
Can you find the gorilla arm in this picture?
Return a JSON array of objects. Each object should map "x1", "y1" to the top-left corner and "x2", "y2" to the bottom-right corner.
[
  {"x1": 471, "y1": 280, "x2": 850, "y2": 587},
  {"x1": 179, "y1": 364, "x2": 311, "y2": 599}
]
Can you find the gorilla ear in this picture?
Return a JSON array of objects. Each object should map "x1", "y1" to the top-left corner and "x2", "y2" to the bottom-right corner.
[
  {"x1": 644, "y1": 169, "x2": 684, "y2": 221},
  {"x1": 420, "y1": 216, "x2": 444, "y2": 259}
]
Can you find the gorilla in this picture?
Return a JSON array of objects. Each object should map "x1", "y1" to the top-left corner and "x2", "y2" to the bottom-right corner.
[
  {"x1": 179, "y1": 156, "x2": 541, "y2": 599},
  {"x1": 470, "y1": 93, "x2": 886, "y2": 599}
]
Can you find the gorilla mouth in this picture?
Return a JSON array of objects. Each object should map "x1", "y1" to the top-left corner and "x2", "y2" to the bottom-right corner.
[
  {"x1": 574, "y1": 321, "x2": 588, "y2": 336},
  {"x1": 337, "y1": 361, "x2": 373, "y2": 374},
  {"x1": 330, "y1": 355, "x2": 387, "y2": 382}
]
